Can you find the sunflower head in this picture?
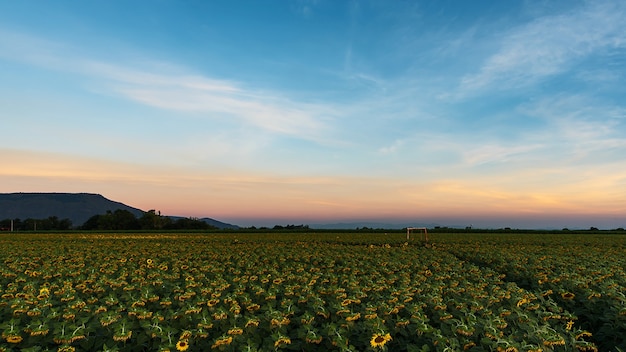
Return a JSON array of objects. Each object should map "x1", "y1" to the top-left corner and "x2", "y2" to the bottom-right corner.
[
  {"x1": 274, "y1": 336, "x2": 292, "y2": 348},
  {"x1": 5, "y1": 335, "x2": 23, "y2": 344},
  {"x1": 176, "y1": 339, "x2": 189, "y2": 351},
  {"x1": 370, "y1": 333, "x2": 392, "y2": 348}
]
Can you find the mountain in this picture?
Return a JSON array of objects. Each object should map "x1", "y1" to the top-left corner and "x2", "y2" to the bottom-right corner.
[
  {"x1": 310, "y1": 222, "x2": 442, "y2": 230},
  {"x1": 166, "y1": 216, "x2": 239, "y2": 230},
  {"x1": 0, "y1": 192, "x2": 239, "y2": 229},
  {"x1": 0, "y1": 192, "x2": 145, "y2": 227}
]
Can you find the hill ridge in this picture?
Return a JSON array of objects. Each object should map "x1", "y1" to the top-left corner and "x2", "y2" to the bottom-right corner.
[{"x1": 0, "y1": 192, "x2": 238, "y2": 229}]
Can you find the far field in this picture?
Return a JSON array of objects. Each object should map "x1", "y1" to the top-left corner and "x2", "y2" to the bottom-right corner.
[{"x1": 0, "y1": 232, "x2": 625, "y2": 351}]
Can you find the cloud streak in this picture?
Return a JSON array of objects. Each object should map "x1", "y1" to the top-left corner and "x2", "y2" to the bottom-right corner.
[
  {"x1": 457, "y1": 1, "x2": 626, "y2": 95},
  {"x1": 0, "y1": 29, "x2": 335, "y2": 144}
]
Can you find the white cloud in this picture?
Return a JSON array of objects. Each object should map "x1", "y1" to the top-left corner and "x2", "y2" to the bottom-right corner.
[
  {"x1": 0, "y1": 28, "x2": 335, "y2": 144},
  {"x1": 84, "y1": 61, "x2": 241, "y2": 93},
  {"x1": 377, "y1": 138, "x2": 406, "y2": 155},
  {"x1": 115, "y1": 84, "x2": 331, "y2": 140},
  {"x1": 462, "y1": 143, "x2": 544, "y2": 166},
  {"x1": 457, "y1": 1, "x2": 626, "y2": 95},
  {"x1": 521, "y1": 94, "x2": 625, "y2": 137},
  {"x1": 93, "y1": 64, "x2": 337, "y2": 143},
  {"x1": 292, "y1": 0, "x2": 320, "y2": 17},
  {"x1": 517, "y1": 94, "x2": 626, "y2": 165}
]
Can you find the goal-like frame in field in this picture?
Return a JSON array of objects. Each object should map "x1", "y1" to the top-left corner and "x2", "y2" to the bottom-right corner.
[{"x1": 406, "y1": 227, "x2": 428, "y2": 242}]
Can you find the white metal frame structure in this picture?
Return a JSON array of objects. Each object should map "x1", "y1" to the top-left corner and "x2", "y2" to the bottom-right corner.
[{"x1": 406, "y1": 227, "x2": 428, "y2": 242}]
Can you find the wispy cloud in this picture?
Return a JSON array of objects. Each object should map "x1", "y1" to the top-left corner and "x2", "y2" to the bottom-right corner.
[
  {"x1": 115, "y1": 84, "x2": 331, "y2": 139},
  {"x1": 461, "y1": 143, "x2": 544, "y2": 166},
  {"x1": 100, "y1": 67, "x2": 335, "y2": 143},
  {"x1": 0, "y1": 28, "x2": 335, "y2": 144},
  {"x1": 377, "y1": 138, "x2": 406, "y2": 155},
  {"x1": 518, "y1": 94, "x2": 626, "y2": 165},
  {"x1": 292, "y1": 0, "x2": 320, "y2": 17},
  {"x1": 457, "y1": 1, "x2": 626, "y2": 95}
]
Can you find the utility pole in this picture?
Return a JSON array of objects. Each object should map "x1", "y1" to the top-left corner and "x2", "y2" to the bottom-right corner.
[{"x1": 10, "y1": 219, "x2": 13, "y2": 232}]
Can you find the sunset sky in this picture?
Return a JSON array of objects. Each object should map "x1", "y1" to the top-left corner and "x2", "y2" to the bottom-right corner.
[{"x1": 1, "y1": 1, "x2": 626, "y2": 229}]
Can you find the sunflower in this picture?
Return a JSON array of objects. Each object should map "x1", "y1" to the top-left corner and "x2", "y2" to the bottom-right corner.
[
  {"x1": 197, "y1": 322, "x2": 213, "y2": 329},
  {"x1": 5, "y1": 335, "x2": 23, "y2": 344},
  {"x1": 29, "y1": 328, "x2": 49, "y2": 337},
  {"x1": 176, "y1": 340, "x2": 189, "y2": 351},
  {"x1": 395, "y1": 319, "x2": 410, "y2": 327},
  {"x1": 227, "y1": 327, "x2": 243, "y2": 335},
  {"x1": 146, "y1": 259, "x2": 154, "y2": 265},
  {"x1": 246, "y1": 303, "x2": 260, "y2": 312},
  {"x1": 213, "y1": 312, "x2": 228, "y2": 320},
  {"x1": 112, "y1": 330, "x2": 132, "y2": 342},
  {"x1": 543, "y1": 338, "x2": 565, "y2": 346},
  {"x1": 211, "y1": 336, "x2": 233, "y2": 349},
  {"x1": 464, "y1": 342, "x2": 477, "y2": 350},
  {"x1": 561, "y1": 292, "x2": 575, "y2": 300},
  {"x1": 245, "y1": 319, "x2": 259, "y2": 328},
  {"x1": 274, "y1": 336, "x2": 292, "y2": 348},
  {"x1": 345, "y1": 312, "x2": 361, "y2": 322},
  {"x1": 370, "y1": 333, "x2": 392, "y2": 348}
]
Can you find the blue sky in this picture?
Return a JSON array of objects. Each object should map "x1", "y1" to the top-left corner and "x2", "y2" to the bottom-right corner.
[{"x1": 1, "y1": 0, "x2": 626, "y2": 228}]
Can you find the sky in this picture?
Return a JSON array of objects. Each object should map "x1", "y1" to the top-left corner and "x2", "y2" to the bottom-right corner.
[{"x1": 1, "y1": 0, "x2": 626, "y2": 229}]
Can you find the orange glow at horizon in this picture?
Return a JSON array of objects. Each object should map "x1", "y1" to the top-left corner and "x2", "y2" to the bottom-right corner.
[{"x1": 2, "y1": 149, "x2": 625, "y2": 225}]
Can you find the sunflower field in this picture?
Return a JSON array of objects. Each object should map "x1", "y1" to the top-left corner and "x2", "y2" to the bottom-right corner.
[{"x1": 0, "y1": 232, "x2": 624, "y2": 351}]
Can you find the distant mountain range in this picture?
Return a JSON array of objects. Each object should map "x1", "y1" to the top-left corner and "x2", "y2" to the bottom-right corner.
[
  {"x1": 0, "y1": 193, "x2": 239, "y2": 229},
  {"x1": 310, "y1": 222, "x2": 442, "y2": 230}
]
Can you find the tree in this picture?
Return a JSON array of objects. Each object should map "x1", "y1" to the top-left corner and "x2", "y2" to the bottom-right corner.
[
  {"x1": 109, "y1": 210, "x2": 140, "y2": 230},
  {"x1": 81, "y1": 215, "x2": 101, "y2": 230},
  {"x1": 139, "y1": 210, "x2": 171, "y2": 230},
  {"x1": 164, "y1": 217, "x2": 215, "y2": 230},
  {"x1": 80, "y1": 210, "x2": 140, "y2": 230}
]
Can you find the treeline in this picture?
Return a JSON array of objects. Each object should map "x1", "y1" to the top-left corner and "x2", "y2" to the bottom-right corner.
[
  {"x1": 82, "y1": 209, "x2": 215, "y2": 230},
  {"x1": 0, "y1": 209, "x2": 216, "y2": 231},
  {"x1": 0, "y1": 216, "x2": 73, "y2": 231},
  {"x1": 272, "y1": 224, "x2": 310, "y2": 230}
]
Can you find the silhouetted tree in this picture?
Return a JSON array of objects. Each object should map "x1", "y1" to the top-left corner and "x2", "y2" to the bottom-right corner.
[
  {"x1": 139, "y1": 210, "x2": 171, "y2": 230},
  {"x1": 164, "y1": 217, "x2": 215, "y2": 230}
]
